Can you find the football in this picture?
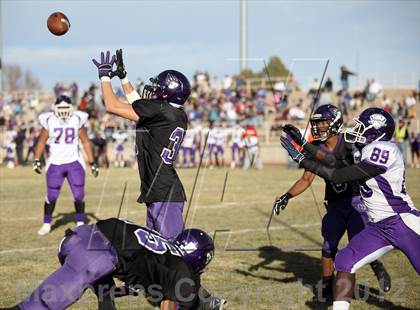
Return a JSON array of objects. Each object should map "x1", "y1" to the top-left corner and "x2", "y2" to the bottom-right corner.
[{"x1": 47, "y1": 12, "x2": 70, "y2": 36}]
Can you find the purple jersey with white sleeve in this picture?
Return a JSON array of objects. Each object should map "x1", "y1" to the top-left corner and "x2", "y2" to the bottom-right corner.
[{"x1": 360, "y1": 141, "x2": 417, "y2": 223}]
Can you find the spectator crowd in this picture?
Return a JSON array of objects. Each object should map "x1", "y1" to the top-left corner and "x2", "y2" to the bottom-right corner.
[{"x1": 1, "y1": 66, "x2": 419, "y2": 170}]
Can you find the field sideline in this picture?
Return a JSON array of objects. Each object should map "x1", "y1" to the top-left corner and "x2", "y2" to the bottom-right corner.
[{"x1": 0, "y1": 165, "x2": 419, "y2": 309}]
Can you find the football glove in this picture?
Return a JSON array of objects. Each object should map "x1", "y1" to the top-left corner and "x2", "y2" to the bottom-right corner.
[
  {"x1": 282, "y1": 124, "x2": 307, "y2": 147},
  {"x1": 280, "y1": 136, "x2": 305, "y2": 164},
  {"x1": 92, "y1": 51, "x2": 116, "y2": 79},
  {"x1": 273, "y1": 193, "x2": 292, "y2": 215},
  {"x1": 90, "y1": 162, "x2": 99, "y2": 178},
  {"x1": 32, "y1": 159, "x2": 42, "y2": 174},
  {"x1": 113, "y1": 49, "x2": 127, "y2": 79}
]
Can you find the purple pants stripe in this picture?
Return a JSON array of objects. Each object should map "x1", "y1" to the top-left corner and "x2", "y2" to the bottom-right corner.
[
  {"x1": 46, "y1": 161, "x2": 85, "y2": 204},
  {"x1": 20, "y1": 225, "x2": 118, "y2": 310},
  {"x1": 335, "y1": 214, "x2": 420, "y2": 274},
  {"x1": 146, "y1": 202, "x2": 185, "y2": 240}
]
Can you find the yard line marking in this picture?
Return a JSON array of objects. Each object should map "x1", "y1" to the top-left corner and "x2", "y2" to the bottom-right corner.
[
  {"x1": 0, "y1": 223, "x2": 320, "y2": 255},
  {"x1": 0, "y1": 246, "x2": 57, "y2": 254},
  {"x1": 211, "y1": 222, "x2": 320, "y2": 235}
]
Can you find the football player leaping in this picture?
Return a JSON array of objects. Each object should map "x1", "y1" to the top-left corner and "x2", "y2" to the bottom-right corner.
[
  {"x1": 281, "y1": 108, "x2": 420, "y2": 310},
  {"x1": 33, "y1": 95, "x2": 99, "y2": 236},
  {"x1": 273, "y1": 104, "x2": 391, "y2": 300},
  {"x1": 92, "y1": 50, "x2": 188, "y2": 240},
  {"x1": 92, "y1": 50, "x2": 226, "y2": 310}
]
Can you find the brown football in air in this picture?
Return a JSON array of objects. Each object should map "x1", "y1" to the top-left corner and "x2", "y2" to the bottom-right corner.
[{"x1": 47, "y1": 12, "x2": 70, "y2": 36}]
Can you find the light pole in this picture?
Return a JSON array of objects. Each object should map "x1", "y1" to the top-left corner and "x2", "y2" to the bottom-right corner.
[{"x1": 240, "y1": 0, "x2": 248, "y2": 73}]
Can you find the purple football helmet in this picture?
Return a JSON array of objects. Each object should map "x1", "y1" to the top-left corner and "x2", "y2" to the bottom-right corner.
[
  {"x1": 344, "y1": 108, "x2": 395, "y2": 145},
  {"x1": 310, "y1": 104, "x2": 343, "y2": 141},
  {"x1": 174, "y1": 228, "x2": 214, "y2": 274},
  {"x1": 142, "y1": 70, "x2": 191, "y2": 105}
]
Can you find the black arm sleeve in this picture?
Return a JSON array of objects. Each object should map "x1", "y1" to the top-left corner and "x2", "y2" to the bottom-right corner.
[
  {"x1": 303, "y1": 143, "x2": 338, "y2": 167},
  {"x1": 300, "y1": 159, "x2": 385, "y2": 183}
]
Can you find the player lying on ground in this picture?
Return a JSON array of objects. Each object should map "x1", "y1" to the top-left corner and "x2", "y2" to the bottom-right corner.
[
  {"x1": 273, "y1": 104, "x2": 390, "y2": 300},
  {"x1": 32, "y1": 95, "x2": 99, "y2": 236},
  {"x1": 1, "y1": 218, "x2": 221, "y2": 310},
  {"x1": 281, "y1": 108, "x2": 420, "y2": 310}
]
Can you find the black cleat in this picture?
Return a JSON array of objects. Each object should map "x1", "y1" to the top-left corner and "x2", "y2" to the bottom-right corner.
[
  {"x1": 318, "y1": 276, "x2": 334, "y2": 302},
  {"x1": 370, "y1": 260, "x2": 391, "y2": 292},
  {"x1": 198, "y1": 294, "x2": 227, "y2": 310}
]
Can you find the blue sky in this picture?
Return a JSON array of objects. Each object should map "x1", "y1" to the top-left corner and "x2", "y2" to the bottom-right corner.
[{"x1": 2, "y1": 0, "x2": 419, "y2": 91}]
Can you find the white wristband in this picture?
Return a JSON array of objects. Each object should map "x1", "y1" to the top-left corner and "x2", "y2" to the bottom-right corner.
[
  {"x1": 100, "y1": 76, "x2": 111, "y2": 83},
  {"x1": 121, "y1": 76, "x2": 129, "y2": 85},
  {"x1": 126, "y1": 90, "x2": 141, "y2": 104}
]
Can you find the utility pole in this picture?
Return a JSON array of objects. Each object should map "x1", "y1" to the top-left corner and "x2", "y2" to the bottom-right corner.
[{"x1": 240, "y1": 0, "x2": 248, "y2": 73}]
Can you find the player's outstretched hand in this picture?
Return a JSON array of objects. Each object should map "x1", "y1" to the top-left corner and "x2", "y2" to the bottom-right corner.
[
  {"x1": 113, "y1": 49, "x2": 127, "y2": 79},
  {"x1": 280, "y1": 136, "x2": 305, "y2": 164},
  {"x1": 273, "y1": 193, "x2": 292, "y2": 215},
  {"x1": 282, "y1": 124, "x2": 307, "y2": 147},
  {"x1": 32, "y1": 159, "x2": 42, "y2": 174},
  {"x1": 92, "y1": 51, "x2": 116, "y2": 79},
  {"x1": 90, "y1": 162, "x2": 99, "y2": 178}
]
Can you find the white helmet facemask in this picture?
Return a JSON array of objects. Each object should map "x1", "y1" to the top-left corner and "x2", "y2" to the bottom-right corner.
[{"x1": 54, "y1": 96, "x2": 74, "y2": 121}]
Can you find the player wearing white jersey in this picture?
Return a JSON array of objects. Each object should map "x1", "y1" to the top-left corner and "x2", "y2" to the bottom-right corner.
[
  {"x1": 181, "y1": 122, "x2": 198, "y2": 167},
  {"x1": 32, "y1": 95, "x2": 99, "y2": 236},
  {"x1": 205, "y1": 122, "x2": 218, "y2": 168},
  {"x1": 281, "y1": 108, "x2": 419, "y2": 310},
  {"x1": 357, "y1": 141, "x2": 416, "y2": 223},
  {"x1": 242, "y1": 124, "x2": 263, "y2": 170},
  {"x1": 229, "y1": 122, "x2": 245, "y2": 168},
  {"x1": 112, "y1": 129, "x2": 128, "y2": 167},
  {"x1": 214, "y1": 125, "x2": 227, "y2": 167}
]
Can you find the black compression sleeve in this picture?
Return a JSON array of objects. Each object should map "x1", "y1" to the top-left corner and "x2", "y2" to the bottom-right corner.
[
  {"x1": 303, "y1": 143, "x2": 338, "y2": 167},
  {"x1": 300, "y1": 159, "x2": 385, "y2": 183}
]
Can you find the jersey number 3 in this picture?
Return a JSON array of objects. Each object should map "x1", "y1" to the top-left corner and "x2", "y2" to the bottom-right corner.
[{"x1": 161, "y1": 127, "x2": 185, "y2": 164}]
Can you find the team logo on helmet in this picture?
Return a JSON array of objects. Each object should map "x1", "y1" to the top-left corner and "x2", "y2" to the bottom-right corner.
[
  {"x1": 368, "y1": 114, "x2": 387, "y2": 129},
  {"x1": 166, "y1": 73, "x2": 180, "y2": 89}
]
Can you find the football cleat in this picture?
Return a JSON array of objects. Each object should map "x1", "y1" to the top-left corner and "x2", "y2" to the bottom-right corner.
[
  {"x1": 370, "y1": 260, "x2": 391, "y2": 292},
  {"x1": 38, "y1": 223, "x2": 51, "y2": 236},
  {"x1": 208, "y1": 296, "x2": 227, "y2": 310},
  {"x1": 318, "y1": 276, "x2": 334, "y2": 302}
]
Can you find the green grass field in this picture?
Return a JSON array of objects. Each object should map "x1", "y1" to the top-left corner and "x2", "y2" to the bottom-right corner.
[{"x1": 0, "y1": 165, "x2": 419, "y2": 309}]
